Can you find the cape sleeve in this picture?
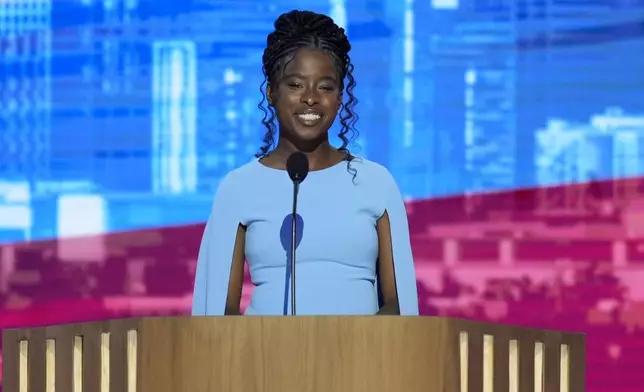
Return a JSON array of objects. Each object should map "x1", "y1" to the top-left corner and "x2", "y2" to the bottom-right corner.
[
  {"x1": 380, "y1": 169, "x2": 420, "y2": 315},
  {"x1": 191, "y1": 172, "x2": 245, "y2": 316}
]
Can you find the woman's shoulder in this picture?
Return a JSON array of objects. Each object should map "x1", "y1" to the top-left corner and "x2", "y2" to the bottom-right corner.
[
  {"x1": 214, "y1": 159, "x2": 264, "y2": 195},
  {"x1": 347, "y1": 156, "x2": 397, "y2": 185}
]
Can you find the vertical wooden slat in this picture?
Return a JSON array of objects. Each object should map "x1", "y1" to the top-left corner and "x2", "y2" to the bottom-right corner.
[
  {"x1": 534, "y1": 342, "x2": 545, "y2": 392},
  {"x1": 459, "y1": 331, "x2": 469, "y2": 392},
  {"x1": 73, "y1": 336, "x2": 83, "y2": 392},
  {"x1": 101, "y1": 333, "x2": 111, "y2": 392},
  {"x1": 493, "y1": 336, "x2": 509, "y2": 392},
  {"x1": 467, "y1": 332, "x2": 483, "y2": 392},
  {"x1": 560, "y1": 344, "x2": 570, "y2": 392},
  {"x1": 28, "y1": 329, "x2": 47, "y2": 392},
  {"x1": 127, "y1": 330, "x2": 138, "y2": 392},
  {"x1": 45, "y1": 339, "x2": 56, "y2": 392},
  {"x1": 508, "y1": 340, "x2": 519, "y2": 392},
  {"x1": 482, "y1": 335, "x2": 493, "y2": 392},
  {"x1": 20, "y1": 340, "x2": 29, "y2": 392}
]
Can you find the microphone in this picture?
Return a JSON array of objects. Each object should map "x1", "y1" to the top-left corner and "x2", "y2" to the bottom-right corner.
[
  {"x1": 286, "y1": 151, "x2": 309, "y2": 183},
  {"x1": 285, "y1": 151, "x2": 309, "y2": 316}
]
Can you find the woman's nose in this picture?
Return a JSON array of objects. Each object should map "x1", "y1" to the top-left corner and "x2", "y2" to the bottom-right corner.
[{"x1": 300, "y1": 89, "x2": 318, "y2": 105}]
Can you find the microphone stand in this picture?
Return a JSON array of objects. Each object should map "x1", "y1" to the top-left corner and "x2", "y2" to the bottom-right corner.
[{"x1": 290, "y1": 175, "x2": 301, "y2": 316}]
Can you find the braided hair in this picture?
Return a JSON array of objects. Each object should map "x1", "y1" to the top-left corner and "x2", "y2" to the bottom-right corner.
[{"x1": 256, "y1": 10, "x2": 359, "y2": 177}]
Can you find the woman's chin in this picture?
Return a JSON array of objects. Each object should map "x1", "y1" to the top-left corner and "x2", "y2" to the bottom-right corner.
[{"x1": 290, "y1": 128, "x2": 328, "y2": 145}]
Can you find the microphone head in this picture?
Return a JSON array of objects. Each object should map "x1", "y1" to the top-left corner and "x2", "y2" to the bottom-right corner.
[{"x1": 286, "y1": 152, "x2": 309, "y2": 183}]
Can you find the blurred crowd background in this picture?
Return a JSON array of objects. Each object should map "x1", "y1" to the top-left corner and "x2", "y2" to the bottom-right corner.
[{"x1": 1, "y1": 1, "x2": 644, "y2": 391}]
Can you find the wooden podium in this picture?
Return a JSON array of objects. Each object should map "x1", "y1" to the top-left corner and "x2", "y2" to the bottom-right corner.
[{"x1": 2, "y1": 316, "x2": 585, "y2": 392}]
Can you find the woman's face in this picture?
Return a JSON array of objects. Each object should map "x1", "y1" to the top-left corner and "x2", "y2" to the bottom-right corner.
[{"x1": 269, "y1": 48, "x2": 342, "y2": 151}]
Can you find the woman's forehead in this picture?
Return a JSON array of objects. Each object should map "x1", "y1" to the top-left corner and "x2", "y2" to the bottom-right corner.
[{"x1": 283, "y1": 48, "x2": 337, "y2": 76}]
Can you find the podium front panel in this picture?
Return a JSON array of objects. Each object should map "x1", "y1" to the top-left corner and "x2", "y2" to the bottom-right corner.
[{"x1": 2, "y1": 316, "x2": 585, "y2": 392}]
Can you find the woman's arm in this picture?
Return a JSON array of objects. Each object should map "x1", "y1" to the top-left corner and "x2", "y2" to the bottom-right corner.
[
  {"x1": 374, "y1": 168, "x2": 420, "y2": 316},
  {"x1": 224, "y1": 224, "x2": 246, "y2": 315},
  {"x1": 376, "y1": 210, "x2": 401, "y2": 315}
]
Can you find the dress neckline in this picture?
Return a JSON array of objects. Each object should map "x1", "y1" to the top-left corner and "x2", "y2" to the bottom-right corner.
[{"x1": 254, "y1": 157, "x2": 347, "y2": 175}]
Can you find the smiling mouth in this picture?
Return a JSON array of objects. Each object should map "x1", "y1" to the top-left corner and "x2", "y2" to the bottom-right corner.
[{"x1": 295, "y1": 113, "x2": 323, "y2": 126}]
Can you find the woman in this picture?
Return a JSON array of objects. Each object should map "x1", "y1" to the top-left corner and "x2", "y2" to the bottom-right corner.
[{"x1": 191, "y1": 10, "x2": 419, "y2": 316}]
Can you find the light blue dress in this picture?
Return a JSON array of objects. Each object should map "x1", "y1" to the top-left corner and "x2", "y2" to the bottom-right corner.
[{"x1": 191, "y1": 157, "x2": 419, "y2": 316}]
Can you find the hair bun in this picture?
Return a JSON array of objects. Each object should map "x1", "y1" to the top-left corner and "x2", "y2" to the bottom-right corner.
[{"x1": 268, "y1": 10, "x2": 351, "y2": 54}]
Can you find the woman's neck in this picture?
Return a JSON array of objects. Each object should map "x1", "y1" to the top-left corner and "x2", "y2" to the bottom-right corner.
[{"x1": 270, "y1": 139, "x2": 340, "y2": 171}]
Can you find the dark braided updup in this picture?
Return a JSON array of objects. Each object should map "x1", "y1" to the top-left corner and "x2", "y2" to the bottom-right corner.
[{"x1": 256, "y1": 10, "x2": 359, "y2": 178}]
